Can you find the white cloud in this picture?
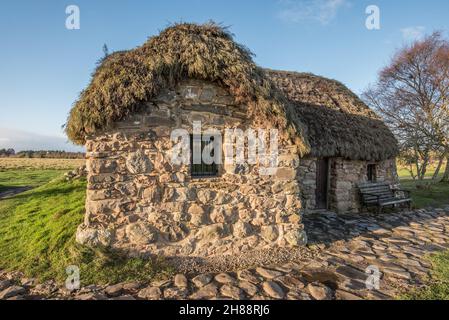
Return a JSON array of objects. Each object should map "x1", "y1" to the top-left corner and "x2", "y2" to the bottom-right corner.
[
  {"x1": 0, "y1": 128, "x2": 84, "y2": 152},
  {"x1": 400, "y1": 26, "x2": 426, "y2": 41},
  {"x1": 277, "y1": 0, "x2": 349, "y2": 25}
]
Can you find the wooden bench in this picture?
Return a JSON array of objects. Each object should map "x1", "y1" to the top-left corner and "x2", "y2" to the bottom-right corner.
[{"x1": 358, "y1": 182, "x2": 412, "y2": 214}]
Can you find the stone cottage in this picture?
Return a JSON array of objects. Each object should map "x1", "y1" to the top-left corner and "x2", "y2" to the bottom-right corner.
[{"x1": 66, "y1": 23, "x2": 399, "y2": 257}]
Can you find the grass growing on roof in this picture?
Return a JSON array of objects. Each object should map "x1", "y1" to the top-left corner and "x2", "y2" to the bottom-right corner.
[
  {"x1": 266, "y1": 70, "x2": 399, "y2": 161},
  {"x1": 65, "y1": 22, "x2": 310, "y2": 155},
  {"x1": 0, "y1": 171, "x2": 173, "y2": 285}
]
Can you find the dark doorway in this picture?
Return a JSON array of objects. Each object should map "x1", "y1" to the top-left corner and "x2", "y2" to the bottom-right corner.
[
  {"x1": 315, "y1": 158, "x2": 329, "y2": 209},
  {"x1": 367, "y1": 163, "x2": 377, "y2": 182}
]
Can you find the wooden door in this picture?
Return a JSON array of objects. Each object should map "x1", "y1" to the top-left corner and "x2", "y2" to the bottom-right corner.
[{"x1": 315, "y1": 158, "x2": 329, "y2": 209}]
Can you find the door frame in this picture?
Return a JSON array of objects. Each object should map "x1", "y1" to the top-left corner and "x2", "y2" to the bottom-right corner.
[{"x1": 315, "y1": 158, "x2": 330, "y2": 210}]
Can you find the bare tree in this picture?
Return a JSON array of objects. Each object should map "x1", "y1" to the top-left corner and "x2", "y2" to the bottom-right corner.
[
  {"x1": 363, "y1": 32, "x2": 449, "y2": 182},
  {"x1": 442, "y1": 158, "x2": 449, "y2": 182}
]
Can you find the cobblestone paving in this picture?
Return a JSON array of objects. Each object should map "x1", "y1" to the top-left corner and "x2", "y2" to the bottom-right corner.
[{"x1": 1, "y1": 207, "x2": 449, "y2": 300}]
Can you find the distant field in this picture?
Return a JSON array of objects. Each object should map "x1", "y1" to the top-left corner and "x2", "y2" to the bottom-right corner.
[
  {"x1": 397, "y1": 162, "x2": 449, "y2": 209},
  {"x1": 397, "y1": 161, "x2": 447, "y2": 180},
  {"x1": 0, "y1": 158, "x2": 85, "y2": 170}
]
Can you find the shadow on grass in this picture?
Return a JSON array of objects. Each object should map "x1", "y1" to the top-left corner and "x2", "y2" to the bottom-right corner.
[
  {"x1": 72, "y1": 246, "x2": 175, "y2": 286},
  {"x1": 0, "y1": 186, "x2": 33, "y2": 199},
  {"x1": 5, "y1": 184, "x2": 82, "y2": 202}
]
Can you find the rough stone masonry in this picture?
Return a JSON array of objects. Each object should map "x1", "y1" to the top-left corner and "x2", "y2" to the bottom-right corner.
[{"x1": 76, "y1": 80, "x2": 307, "y2": 257}]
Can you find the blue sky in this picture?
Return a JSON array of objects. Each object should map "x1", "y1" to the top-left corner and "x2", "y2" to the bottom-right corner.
[{"x1": 1, "y1": 0, "x2": 448, "y2": 151}]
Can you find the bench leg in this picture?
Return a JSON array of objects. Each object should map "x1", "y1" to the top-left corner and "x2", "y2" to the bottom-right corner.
[{"x1": 377, "y1": 206, "x2": 382, "y2": 214}]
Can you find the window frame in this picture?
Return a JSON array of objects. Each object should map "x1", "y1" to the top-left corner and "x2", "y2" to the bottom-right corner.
[
  {"x1": 367, "y1": 163, "x2": 377, "y2": 182},
  {"x1": 190, "y1": 134, "x2": 220, "y2": 179}
]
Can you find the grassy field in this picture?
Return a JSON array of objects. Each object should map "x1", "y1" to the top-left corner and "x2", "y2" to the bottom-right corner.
[
  {"x1": 0, "y1": 157, "x2": 85, "y2": 170},
  {"x1": 397, "y1": 162, "x2": 449, "y2": 209},
  {"x1": 0, "y1": 159, "x2": 172, "y2": 286},
  {"x1": 0, "y1": 158, "x2": 85, "y2": 193}
]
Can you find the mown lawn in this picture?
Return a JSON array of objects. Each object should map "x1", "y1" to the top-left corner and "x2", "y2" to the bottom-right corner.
[
  {"x1": 400, "y1": 180, "x2": 449, "y2": 209},
  {"x1": 398, "y1": 162, "x2": 449, "y2": 209},
  {"x1": 0, "y1": 169, "x2": 173, "y2": 286}
]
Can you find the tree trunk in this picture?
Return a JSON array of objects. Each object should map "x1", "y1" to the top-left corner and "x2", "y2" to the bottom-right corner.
[
  {"x1": 408, "y1": 164, "x2": 416, "y2": 180},
  {"x1": 432, "y1": 157, "x2": 445, "y2": 181},
  {"x1": 417, "y1": 159, "x2": 428, "y2": 180},
  {"x1": 415, "y1": 161, "x2": 424, "y2": 180},
  {"x1": 442, "y1": 157, "x2": 449, "y2": 182}
]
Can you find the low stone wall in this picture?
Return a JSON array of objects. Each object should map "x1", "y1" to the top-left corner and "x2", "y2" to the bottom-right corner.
[
  {"x1": 76, "y1": 80, "x2": 306, "y2": 257},
  {"x1": 297, "y1": 158, "x2": 317, "y2": 212},
  {"x1": 329, "y1": 158, "x2": 398, "y2": 213},
  {"x1": 298, "y1": 158, "x2": 398, "y2": 214}
]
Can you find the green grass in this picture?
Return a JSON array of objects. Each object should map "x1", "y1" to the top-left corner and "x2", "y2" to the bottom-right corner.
[
  {"x1": 398, "y1": 163, "x2": 449, "y2": 209},
  {"x1": 0, "y1": 170, "x2": 173, "y2": 286},
  {"x1": 400, "y1": 180, "x2": 449, "y2": 209},
  {"x1": 402, "y1": 251, "x2": 449, "y2": 300},
  {"x1": 397, "y1": 162, "x2": 446, "y2": 180}
]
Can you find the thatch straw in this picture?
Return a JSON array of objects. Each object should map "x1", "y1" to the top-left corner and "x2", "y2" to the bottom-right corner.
[
  {"x1": 266, "y1": 70, "x2": 398, "y2": 161},
  {"x1": 66, "y1": 22, "x2": 397, "y2": 161},
  {"x1": 65, "y1": 22, "x2": 310, "y2": 156}
]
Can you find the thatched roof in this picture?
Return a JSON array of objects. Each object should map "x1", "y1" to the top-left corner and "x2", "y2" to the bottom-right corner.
[
  {"x1": 266, "y1": 70, "x2": 398, "y2": 161},
  {"x1": 66, "y1": 22, "x2": 398, "y2": 161},
  {"x1": 65, "y1": 22, "x2": 309, "y2": 156}
]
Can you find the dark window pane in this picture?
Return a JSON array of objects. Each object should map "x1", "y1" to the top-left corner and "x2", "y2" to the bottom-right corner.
[
  {"x1": 190, "y1": 135, "x2": 218, "y2": 177},
  {"x1": 367, "y1": 164, "x2": 377, "y2": 182}
]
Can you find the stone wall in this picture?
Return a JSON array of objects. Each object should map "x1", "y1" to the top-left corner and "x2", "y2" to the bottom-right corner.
[
  {"x1": 297, "y1": 158, "x2": 317, "y2": 212},
  {"x1": 298, "y1": 158, "x2": 398, "y2": 214},
  {"x1": 328, "y1": 158, "x2": 398, "y2": 213},
  {"x1": 76, "y1": 79, "x2": 306, "y2": 257}
]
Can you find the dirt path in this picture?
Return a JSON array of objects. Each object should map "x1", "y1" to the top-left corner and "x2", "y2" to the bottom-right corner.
[{"x1": 0, "y1": 186, "x2": 33, "y2": 200}]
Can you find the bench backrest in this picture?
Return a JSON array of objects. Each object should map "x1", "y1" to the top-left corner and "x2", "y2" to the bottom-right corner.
[{"x1": 358, "y1": 182, "x2": 394, "y2": 205}]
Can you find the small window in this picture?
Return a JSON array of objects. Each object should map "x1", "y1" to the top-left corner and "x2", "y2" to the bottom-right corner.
[
  {"x1": 367, "y1": 164, "x2": 377, "y2": 182},
  {"x1": 190, "y1": 135, "x2": 219, "y2": 178}
]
